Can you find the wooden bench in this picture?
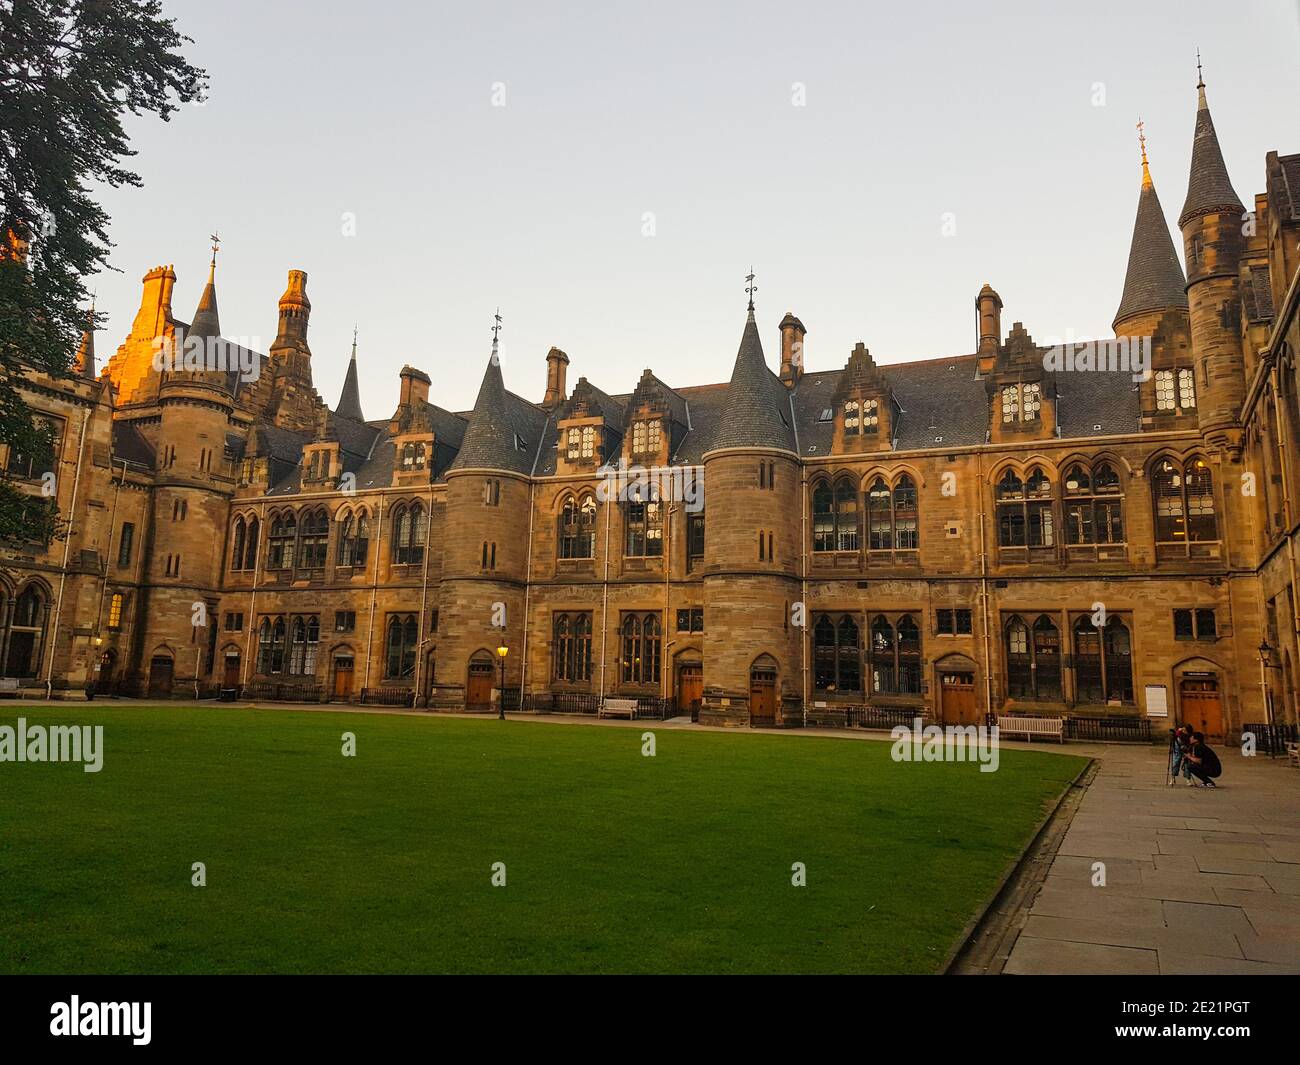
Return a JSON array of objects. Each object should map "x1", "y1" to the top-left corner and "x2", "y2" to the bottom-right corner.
[
  {"x1": 1286, "y1": 742, "x2": 1299, "y2": 769},
  {"x1": 996, "y1": 714, "x2": 1065, "y2": 743},
  {"x1": 599, "y1": 698, "x2": 639, "y2": 720}
]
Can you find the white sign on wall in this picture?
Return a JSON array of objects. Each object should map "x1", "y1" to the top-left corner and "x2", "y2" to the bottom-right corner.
[{"x1": 1144, "y1": 684, "x2": 1168, "y2": 718}]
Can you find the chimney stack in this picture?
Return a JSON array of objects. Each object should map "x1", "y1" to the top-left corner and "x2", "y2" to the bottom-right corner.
[
  {"x1": 544, "y1": 346, "x2": 569, "y2": 407},
  {"x1": 778, "y1": 313, "x2": 806, "y2": 387},
  {"x1": 975, "y1": 283, "x2": 1002, "y2": 373}
]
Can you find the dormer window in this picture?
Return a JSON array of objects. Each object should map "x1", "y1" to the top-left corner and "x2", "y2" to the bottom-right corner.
[
  {"x1": 514, "y1": 434, "x2": 528, "y2": 453},
  {"x1": 401, "y1": 441, "x2": 427, "y2": 470},
  {"x1": 1001, "y1": 383, "x2": 1040, "y2": 424},
  {"x1": 565, "y1": 426, "x2": 595, "y2": 460},
  {"x1": 631, "y1": 419, "x2": 660, "y2": 455}
]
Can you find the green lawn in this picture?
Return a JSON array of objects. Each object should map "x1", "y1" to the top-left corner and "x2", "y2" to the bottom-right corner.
[{"x1": 0, "y1": 706, "x2": 1085, "y2": 974}]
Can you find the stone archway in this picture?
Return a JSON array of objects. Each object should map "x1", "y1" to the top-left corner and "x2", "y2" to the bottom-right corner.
[{"x1": 749, "y1": 653, "x2": 779, "y2": 726}]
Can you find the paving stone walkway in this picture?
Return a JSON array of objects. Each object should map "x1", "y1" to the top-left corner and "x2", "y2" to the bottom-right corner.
[{"x1": 1004, "y1": 742, "x2": 1300, "y2": 975}]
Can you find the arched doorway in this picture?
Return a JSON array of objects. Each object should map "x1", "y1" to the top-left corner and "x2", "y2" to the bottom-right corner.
[
  {"x1": 467, "y1": 651, "x2": 494, "y2": 710},
  {"x1": 749, "y1": 654, "x2": 779, "y2": 727},
  {"x1": 934, "y1": 652, "x2": 980, "y2": 726},
  {"x1": 1173, "y1": 657, "x2": 1225, "y2": 741},
  {"x1": 147, "y1": 654, "x2": 175, "y2": 698},
  {"x1": 331, "y1": 649, "x2": 355, "y2": 701},
  {"x1": 675, "y1": 652, "x2": 702, "y2": 720},
  {"x1": 94, "y1": 648, "x2": 118, "y2": 696},
  {"x1": 221, "y1": 647, "x2": 242, "y2": 690}
]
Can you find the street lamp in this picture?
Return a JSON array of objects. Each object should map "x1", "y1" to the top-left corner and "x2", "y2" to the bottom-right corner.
[
  {"x1": 1258, "y1": 639, "x2": 1276, "y2": 726},
  {"x1": 496, "y1": 643, "x2": 509, "y2": 720}
]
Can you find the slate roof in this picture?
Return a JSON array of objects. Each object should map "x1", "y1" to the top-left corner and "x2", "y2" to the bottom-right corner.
[
  {"x1": 1180, "y1": 86, "x2": 1244, "y2": 225},
  {"x1": 446, "y1": 356, "x2": 549, "y2": 476},
  {"x1": 111, "y1": 420, "x2": 155, "y2": 469},
  {"x1": 248, "y1": 309, "x2": 1155, "y2": 496},
  {"x1": 707, "y1": 311, "x2": 797, "y2": 455},
  {"x1": 336, "y1": 352, "x2": 364, "y2": 422},
  {"x1": 1115, "y1": 177, "x2": 1188, "y2": 327}
]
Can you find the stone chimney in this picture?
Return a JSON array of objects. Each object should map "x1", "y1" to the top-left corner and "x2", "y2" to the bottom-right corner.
[
  {"x1": 544, "y1": 346, "x2": 569, "y2": 408},
  {"x1": 975, "y1": 283, "x2": 1002, "y2": 374},
  {"x1": 399, "y1": 364, "x2": 431, "y2": 408},
  {"x1": 779, "y1": 313, "x2": 806, "y2": 387}
]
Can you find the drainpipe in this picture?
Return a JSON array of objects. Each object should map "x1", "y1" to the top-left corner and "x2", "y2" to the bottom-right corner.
[
  {"x1": 518, "y1": 477, "x2": 536, "y2": 708},
  {"x1": 240, "y1": 500, "x2": 266, "y2": 692},
  {"x1": 45, "y1": 408, "x2": 90, "y2": 699},
  {"x1": 414, "y1": 482, "x2": 434, "y2": 705},
  {"x1": 1269, "y1": 366, "x2": 1300, "y2": 717},
  {"x1": 801, "y1": 464, "x2": 809, "y2": 725},
  {"x1": 663, "y1": 499, "x2": 673, "y2": 702},
  {"x1": 363, "y1": 497, "x2": 386, "y2": 694},
  {"x1": 599, "y1": 485, "x2": 612, "y2": 701},
  {"x1": 976, "y1": 453, "x2": 994, "y2": 722}
]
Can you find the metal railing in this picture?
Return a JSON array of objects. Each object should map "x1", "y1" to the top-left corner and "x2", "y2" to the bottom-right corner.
[
  {"x1": 360, "y1": 686, "x2": 415, "y2": 707},
  {"x1": 1241, "y1": 722, "x2": 1298, "y2": 756},
  {"x1": 1064, "y1": 716, "x2": 1152, "y2": 743}
]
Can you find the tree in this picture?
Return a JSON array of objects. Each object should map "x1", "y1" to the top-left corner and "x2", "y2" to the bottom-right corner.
[{"x1": 0, "y1": 0, "x2": 205, "y2": 541}]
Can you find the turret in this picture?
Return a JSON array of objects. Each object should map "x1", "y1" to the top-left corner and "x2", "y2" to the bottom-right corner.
[
  {"x1": 1178, "y1": 61, "x2": 1246, "y2": 455},
  {"x1": 335, "y1": 328, "x2": 365, "y2": 422},
  {"x1": 271, "y1": 269, "x2": 312, "y2": 358}
]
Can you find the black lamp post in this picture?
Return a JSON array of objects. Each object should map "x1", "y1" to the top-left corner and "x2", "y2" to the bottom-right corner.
[
  {"x1": 496, "y1": 643, "x2": 508, "y2": 719},
  {"x1": 1258, "y1": 639, "x2": 1276, "y2": 726}
]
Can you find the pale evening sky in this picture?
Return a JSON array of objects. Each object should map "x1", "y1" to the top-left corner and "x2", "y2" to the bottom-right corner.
[{"x1": 87, "y1": 0, "x2": 1300, "y2": 419}]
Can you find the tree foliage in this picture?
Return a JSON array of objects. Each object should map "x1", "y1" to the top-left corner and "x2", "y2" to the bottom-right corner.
[{"x1": 0, "y1": 0, "x2": 205, "y2": 541}]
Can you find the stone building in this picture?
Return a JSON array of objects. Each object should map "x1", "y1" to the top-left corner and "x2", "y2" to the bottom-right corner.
[{"x1": 2, "y1": 73, "x2": 1299, "y2": 742}]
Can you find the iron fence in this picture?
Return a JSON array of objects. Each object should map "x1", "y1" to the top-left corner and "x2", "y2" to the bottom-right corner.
[
  {"x1": 1064, "y1": 716, "x2": 1152, "y2": 743},
  {"x1": 1241, "y1": 722, "x2": 1298, "y2": 756}
]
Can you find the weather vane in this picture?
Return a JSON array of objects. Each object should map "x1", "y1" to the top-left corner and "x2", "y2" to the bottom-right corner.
[
  {"x1": 745, "y1": 268, "x2": 757, "y2": 311},
  {"x1": 492, "y1": 307, "x2": 502, "y2": 344},
  {"x1": 209, "y1": 231, "x2": 221, "y2": 265}
]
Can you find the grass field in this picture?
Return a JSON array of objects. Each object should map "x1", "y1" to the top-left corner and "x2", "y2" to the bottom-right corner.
[{"x1": 0, "y1": 706, "x2": 1086, "y2": 974}]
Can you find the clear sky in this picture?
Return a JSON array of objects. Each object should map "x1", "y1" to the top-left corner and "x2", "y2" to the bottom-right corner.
[{"x1": 88, "y1": 0, "x2": 1300, "y2": 419}]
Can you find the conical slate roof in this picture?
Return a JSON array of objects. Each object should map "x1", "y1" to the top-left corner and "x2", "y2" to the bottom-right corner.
[
  {"x1": 447, "y1": 354, "x2": 539, "y2": 475},
  {"x1": 1179, "y1": 83, "x2": 1244, "y2": 226},
  {"x1": 189, "y1": 260, "x2": 221, "y2": 340},
  {"x1": 707, "y1": 310, "x2": 797, "y2": 455},
  {"x1": 1114, "y1": 173, "x2": 1187, "y2": 328},
  {"x1": 336, "y1": 339, "x2": 364, "y2": 422}
]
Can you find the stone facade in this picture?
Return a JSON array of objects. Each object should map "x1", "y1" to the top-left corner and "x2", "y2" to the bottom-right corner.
[{"x1": 2, "y1": 81, "x2": 1299, "y2": 744}]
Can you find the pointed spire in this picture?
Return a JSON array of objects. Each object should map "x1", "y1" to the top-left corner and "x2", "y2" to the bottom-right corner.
[
  {"x1": 708, "y1": 290, "x2": 797, "y2": 456},
  {"x1": 449, "y1": 310, "x2": 535, "y2": 474},
  {"x1": 73, "y1": 301, "x2": 97, "y2": 380},
  {"x1": 189, "y1": 234, "x2": 221, "y2": 340},
  {"x1": 1138, "y1": 117, "x2": 1152, "y2": 189},
  {"x1": 335, "y1": 325, "x2": 365, "y2": 421},
  {"x1": 1179, "y1": 56, "x2": 1244, "y2": 226},
  {"x1": 1115, "y1": 128, "x2": 1188, "y2": 329}
]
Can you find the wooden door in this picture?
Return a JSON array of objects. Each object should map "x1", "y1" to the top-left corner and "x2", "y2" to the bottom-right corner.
[
  {"x1": 677, "y1": 664, "x2": 703, "y2": 716},
  {"x1": 147, "y1": 656, "x2": 174, "y2": 698},
  {"x1": 941, "y1": 672, "x2": 978, "y2": 726},
  {"x1": 749, "y1": 669, "x2": 777, "y2": 726},
  {"x1": 333, "y1": 657, "x2": 354, "y2": 699},
  {"x1": 467, "y1": 661, "x2": 494, "y2": 709},
  {"x1": 222, "y1": 653, "x2": 241, "y2": 688},
  {"x1": 1180, "y1": 677, "x2": 1223, "y2": 740}
]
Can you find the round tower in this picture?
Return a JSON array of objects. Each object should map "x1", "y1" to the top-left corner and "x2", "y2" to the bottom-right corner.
[
  {"x1": 436, "y1": 325, "x2": 535, "y2": 709},
  {"x1": 700, "y1": 291, "x2": 803, "y2": 726},
  {"x1": 1178, "y1": 66, "x2": 1246, "y2": 456}
]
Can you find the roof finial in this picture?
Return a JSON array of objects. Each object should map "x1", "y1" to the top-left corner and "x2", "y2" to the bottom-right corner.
[
  {"x1": 208, "y1": 231, "x2": 220, "y2": 268},
  {"x1": 1195, "y1": 49, "x2": 1207, "y2": 109},
  {"x1": 491, "y1": 307, "x2": 502, "y2": 365},
  {"x1": 745, "y1": 267, "x2": 757, "y2": 315},
  {"x1": 350, "y1": 324, "x2": 358, "y2": 359},
  {"x1": 1137, "y1": 117, "x2": 1152, "y2": 189}
]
